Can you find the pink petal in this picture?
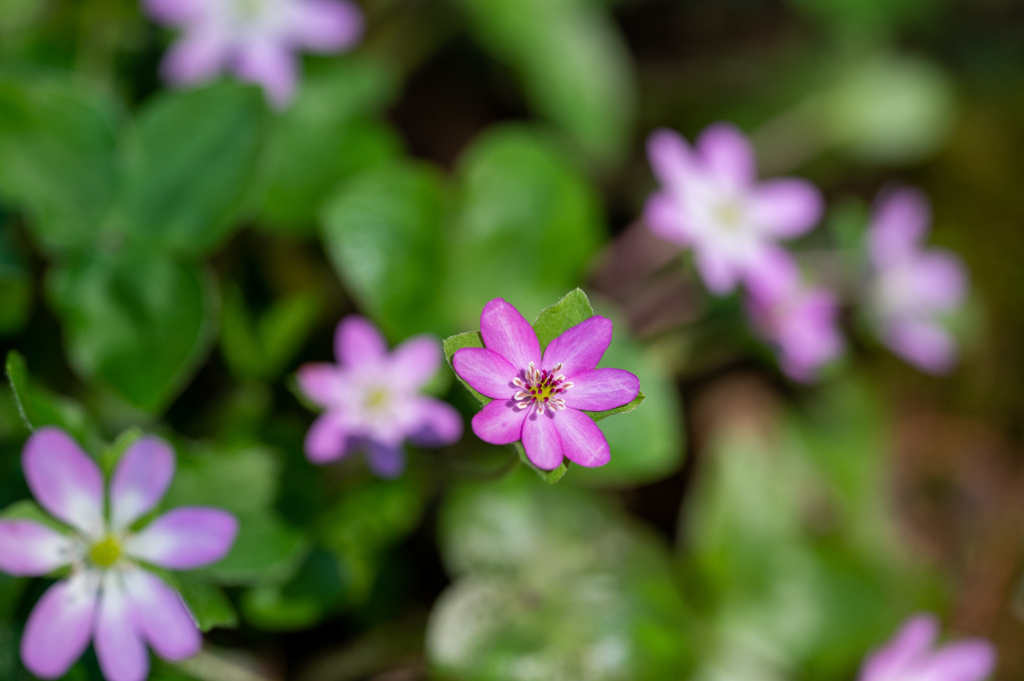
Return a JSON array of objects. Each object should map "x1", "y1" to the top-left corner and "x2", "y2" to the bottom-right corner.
[
  {"x1": 470, "y1": 400, "x2": 528, "y2": 445},
  {"x1": 304, "y1": 414, "x2": 352, "y2": 464},
  {"x1": 95, "y1": 573, "x2": 149, "y2": 681},
  {"x1": 553, "y1": 408, "x2": 611, "y2": 468},
  {"x1": 562, "y1": 369, "x2": 640, "y2": 412},
  {"x1": 921, "y1": 641, "x2": 997, "y2": 681},
  {"x1": 20, "y1": 572, "x2": 98, "y2": 679},
  {"x1": 232, "y1": 40, "x2": 299, "y2": 109},
  {"x1": 297, "y1": 363, "x2": 344, "y2": 406},
  {"x1": 125, "y1": 508, "x2": 238, "y2": 570},
  {"x1": 869, "y1": 188, "x2": 931, "y2": 268},
  {"x1": 696, "y1": 248, "x2": 740, "y2": 295},
  {"x1": 521, "y1": 411, "x2": 564, "y2": 470},
  {"x1": 408, "y1": 399, "x2": 463, "y2": 448},
  {"x1": 389, "y1": 335, "x2": 442, "y2": 390},
  {"x1": 0, "y1": 520, "x2": 74, "y2": 576},
  {"x1": 287, "y1": 0, "x2": 364, "y2": 52},
  {"x1": 111, "y1": 436, "x2": 176, "y2": 532},
  {"x1": 143, "y1": 0, "x2": 207, "y2": 24},
  {"x1": 479, "y1": 298, "x2": 541, "y2": 372},
  {"x1": 647, "y1": 128, "x2": 692, "y2": 188},
  {"x1": 336, "y1": 315, "x2": 388, "y2": 367},
  {"x1": 750, "y1": 179, "x2": 823, "y2": 238},
  {"x1": 542, "y1": 316, "x2": 612, "y2": 379},
  {"x1": 860, "y1": 614, "x2": 940, "y2": 681},
  {"x1": 910, "y1": 252, "x2": 968, "y2": 311},
  {"x1": 885, "y1": 319, "x2": 958, "y2": 375},
  {"x1": 365, "y1": 441, "x2": 406, "y2": 479},
  {"x1": 161, "y1": 29, "x2": 229, "y2": 86},
  {"x1": 453, "y1": 348, "x2": 517, "y2": 399},
  {"x1": 644, "y1": 191, "x2": 690, "y2": 246},
  {"x1": 22, "y1": 427, "x2": 105, "y2": 538},
  {"x1": 776, "y1": 292, "x2": 843, "y2": 380},
  {"x1": 124, "y1": 569, "x2": 202, "y2": 662},
  {"x1": 696, "y1": 122, "x2": 756, "y2": 188},
  {"x1": 744, "y1": 247, "x2": 800, "y2": 302}
]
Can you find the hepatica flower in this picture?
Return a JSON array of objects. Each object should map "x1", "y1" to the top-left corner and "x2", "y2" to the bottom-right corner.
[
  {"x1": 0, "y1": 427, "x2": 238, "y2": 681},
  {"x1": 866, "y1": 188, "x2": 968, "y2": 374},
  {"x1": 859, "y1": 614, "x2": 995, "y2": 681},
  {"x1": 144, "y1": 0, "x2": 364, "y2": 107},
  {"x1": 645, "y1": 123, "x2": 823, "y2": 295},
  {"x1": 452, "y1": 299, "x2": 640, "y2": 471},
  {"x1": 297, "y1": 316, "x2": 463, "y2": 477}
]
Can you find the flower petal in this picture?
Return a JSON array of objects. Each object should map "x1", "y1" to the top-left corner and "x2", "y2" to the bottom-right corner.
[
  {"x1": 647, "y1": 128, "x2": 692, "y2": 188},
  {"x1": 744, "y1": 247, "x2": 800, "y2": 302},
  {"x1": 910, "y1": 252, "x2": 968, "y2": 311},
  {"x1": 553, "y1": 409, "x2": 611, "y2": 468},
  {"x1": 453, "y1": 348, "x2": 517, "y2": 399},
  {"x1": 124, "y1": 569, "x2": 202, "y2": 662},
  {"x1": 470, "y1": 400, "x2": 528, "y2": 445},
  {"x1": 111, "y1": 436, "x2": 176, "y2": 532},
  {"x1": 125, "y1": 508, "x2": 238, "y2": 570},
  {"x1": 336, "y1": 315, "x2": 388, "y2": 367},
  {"x1": 161, "y1": 29, "x2": 229, "y2": 85},
  {"x1": 95, "y1": 573, "x2": 149, "y2": 681},
  {"x1": 696, "y1": 122, "x2": 756, "y2": 188},
  {"x1": 365, "y1": 441, "x2": 406, "y2": 479},
  {"x1": 921, "y1": 641, "x2": 996, "y2": 681},
  {"x1": 696, "y1": 248, "x2": 740, "y2": 295},
  {"x1": 750, "y1": 179, "x2": 823, "y2": 238},
  {"x1": 644, "y1": 191, "x2": 690, "y2": 246},
  {"x1": 479, "y1": 298, "x2": 541, "y2": 371},
  {"x1": 885, "y1": 319, "x2": 958, "y2": 375},
  {"x1": 287, "y1": 0, "x2": 364, "y2": 52},
  {"x1": 860, "y1": 614, "x2": 940, "y2": 681},
  {"x1": 389, "y1": 335, "x2": 442, "y2": 390},
  {"x1": 297, "y1": 363, "x2": 344, "y2": 406},
  {"x1": 869, "y1": 188, "x2": 931, "y2": 268},
  {"x1": 521, "y1": 411, "x2": 564, "y2": 470},
  {"x1": 542, "y1": 316, "x2": 613, "y2": 379},
  {"x1": 408, "y1": 399, "x2": 463, "y2": 448},
  {"x1": 0, "y1": 520, "x2": 74, "y2": 576},
  {"x1": 22, "y1": 427, "x2": 105, "y2": 538},
  {"x1": 233, "y1": 41, "x2": 299, "y2": 108},
  {"x1": 562, "y1": 369, "x2": 640, "y2": 412},
  {"x1": 20, "y1": 571, "x2": 98, "y2": 680},
  {"x1": 304, "y1": 414, "x2": 352, "y2": 464}
]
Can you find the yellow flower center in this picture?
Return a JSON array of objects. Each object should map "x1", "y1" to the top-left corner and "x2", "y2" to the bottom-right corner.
[
  {"x1": 364, "y1": 387, "x2": 390, "y2": 412},
  {"x1": 715, "y1": 201, "x2": 744, "y2": 231},
  {"x1": 89, "y1": 536, "x2": 122, "y2": 568}
]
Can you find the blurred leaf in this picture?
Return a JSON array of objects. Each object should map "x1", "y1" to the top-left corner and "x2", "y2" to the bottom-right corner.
[
  {"x1": 47, "y1": 253, "x2": 219, "y2": 413},
  {"x1": 321, "y1": 160, "x2": 447, "y2": 339},
  {"x1": 318, "y1": 477, "x2": 425, "y2": 559},
  {"x1": 446, "y1": 127, "x2": 605, "y2": 327},
  {"x1": 5, "y1": 350, "x2": 93, "y2": 441},
  {"x1": 0, "y1": 226, "x2": 31, "y2": 335},
  {"x1": 455, "y1": 0, "x2": 636, "y2": 162},
  {"x1": 1, "y1": 499, "x2": 69, "y2": 534},
  {"x1": 197, "y1": 510, "x2": 310, "y2": 586},
  {"x1": 0, "y1": 573, "x2": 26, "y2": 622},
  {"x1": 258, "y1": 59, "x2": 401, "y2": 230},
  {"x1": 0, "y1": 73, "x2": 118, "y2": 253},
  {"x1": 241, "y1": 548, "x2": 346, "y2": 631},
  {"x1": 164, "y1": 444, "x2": 281, "y2": 515},
  {"x1": 169, "y1": 572, "x2": 239, "y2": 632},
  {"x1": 98, "y1": 426, "x2": 143, "y2": 476},
  {"x1": 113, "y1": 82, "x2": 264, "y2": 257},
  {"x1": 0, "y1": 0, "x2": 47, "y2": 35}
]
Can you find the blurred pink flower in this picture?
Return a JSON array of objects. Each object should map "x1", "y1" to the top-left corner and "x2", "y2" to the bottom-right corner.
[
  {"x1": 866, "y1": 188, "x2": 968, "y2": 374},
  {"x1": 452, "y1": 298, "x2": 640, "y2": 471},
  {"x1": 0, "y1": 428, "x2": 238, "y2": 681},
  {"x1": 297, "y1": 316, "x2": 463, "y2": 477},
  {"x1": 859, "y1": 614, "x2": 995, "y2": 681},
  {"x1": 746, "y1": 252, "x2": 843, "y2": 382},
  {"x1": 144, "y1": 0, "x2": 364, "y2": 107},
  {"x1": 644, "y1": 122, "x2": 823, "y2": 295}
]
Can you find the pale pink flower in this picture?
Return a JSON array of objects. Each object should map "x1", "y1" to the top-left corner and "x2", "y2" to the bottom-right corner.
[{"x1": 859, "y1": 614, "x2": 995, "y2": 681}]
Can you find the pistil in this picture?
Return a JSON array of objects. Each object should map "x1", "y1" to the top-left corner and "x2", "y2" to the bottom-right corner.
[{"x1": 512, "y1": 362, "x2": 573, "y2": 415}]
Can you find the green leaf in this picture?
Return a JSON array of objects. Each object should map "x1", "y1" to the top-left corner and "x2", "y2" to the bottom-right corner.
[
  {"x1": 0, "y1": 226, "x2": 31, "y2": 336},
  {"x1": 0, "y1": 73, "x2": 118, "y2": 253},
  {"x1": 5, "y1": 350, "x2": 93, "y2": 440},
  {"x1": 442, "y1": 331, "x2": 486, "y2": 403},
  {"x1": 164, "y1": 444, "x2": 281, "y2": 516},
  {"x1": 532, "y1": 288, "x2": 594, "y2": 350},
  {"x1": 320, "y1": 160, "x2": 448, "y2": 339},
  {"x1": 47, "y1": 253, "x2": 220, "y2": 413},
  {"x1": 454, "y1": 0, "x2": 636, "y2": 162},
  {"x1": 240, "y1": 548, "x2": 347, "y2": 631},
  {"x1": 446, "y1": 127, "x2": 605, "y2": 328},
  {"x1": 0, "y1": 0, "x2": 47, "y2": 34},
  {"x1": 112, "y1": 82, "x2": 264, "y2": 257},
  {"x1": 196, "y1": 511, "x2": 310, "y2": 586},
  {"x1": 1, "y1": 499, "x2": 69, "y2": 533},
  {"x1": 168, "y1": 573, "x2": 239, "y2": 632}
]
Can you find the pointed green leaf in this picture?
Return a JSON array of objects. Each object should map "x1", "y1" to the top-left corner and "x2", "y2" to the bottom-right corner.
[{"x1": 168, "y1": 573, "x2": 239, "y2": 632}]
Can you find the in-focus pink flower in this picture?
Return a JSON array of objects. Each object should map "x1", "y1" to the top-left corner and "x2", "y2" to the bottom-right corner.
[
  {"x1": 452, "y1": 299, "x2": 640, "y2": 471},
  {"x1": 297, "y1": 316, "x2": 463, "y2": 477},
  {"x1": 859, "y1": 614, "x2": 996, "y2": 681},
  {"x1": 746, "y1": 251, "x2": 843, "y2": 382},
  {"x1": 866, "y1": 188, "x2": 968, "y2": 374},
  {"x1": 0, "y1": 428, "x2": 238, "y2": 681},
  {"x1": 144, "y1": 0, "x2": 364, "y2": 107},
  {"x1": 644, "y1": 123, "x2": 823, "y2": 295}
]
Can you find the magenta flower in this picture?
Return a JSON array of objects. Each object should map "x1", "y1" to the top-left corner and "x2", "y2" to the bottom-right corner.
[
  {"x1": 296, "y1": 316, "x2": 463, "y2": 477},
  {"x1": 645, "y1": 123, "x2": 823, "y2": 295},
  {"x1": 451, "y1": 299, "x2": 640, "y2": 471},
  {"x1": 746, "y1": 251, "x2": 843, "y2": 382},
  {"x1": 866, "y1": 188, "x2": 968, "y2": 374},
  {"x1": 0, "y1": 427, "x2": 238, "y2": 681},
  {"x1": 144, "y1": 0, "x2": 364, "y2": 107},
  {"x1": 859, "y1": 614, "x2": 996, "y2": 681}
]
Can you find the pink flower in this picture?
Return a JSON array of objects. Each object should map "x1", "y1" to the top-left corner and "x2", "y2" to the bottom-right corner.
[
  {"x1": 746, "y1": 252, "x2": 843, "y2": 382},
  {"x1": 644, "y1": 123, "x2": 823, "y2": 295},
  {"x1": 452, "y1": 299, "x2": 640, "y2": 471},
  {"x1": 859, "y1": 614, "x2": 996, "y2": 681},
  {"x1": 866, "y1": 188, "x2": 968, "y2": 374},
  {"x1": 144, "y1": 0, "x2": 364, "y2": 107},
  {"x1": 296, "y1": 316, "x2": 463, "y2": 477},
  {"x1": 0, "y1": 428, "x2": 238, "y2": 681}
]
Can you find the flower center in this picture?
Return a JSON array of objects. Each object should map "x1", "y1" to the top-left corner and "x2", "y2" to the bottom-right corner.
[
  {"x1": 364, "y1": 386, "x2": 390, "y2": 412},
  {"x1": 512, "y1": 362, "x2": 573, "y2": 415},
  {"x1": 714, "y1": 200, "x2": 745, "y2": 232},
  {"x1": 233, "y1": 0, "x2": 269, "y2": 20},
  {"x1": 89, "y1": 536, "x2": 122, "y2": 568}
]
